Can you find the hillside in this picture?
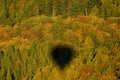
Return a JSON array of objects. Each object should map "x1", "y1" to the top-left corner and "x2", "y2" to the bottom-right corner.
[{"x1": 0, "y1": 15, "x2": 120, "y2": 80}]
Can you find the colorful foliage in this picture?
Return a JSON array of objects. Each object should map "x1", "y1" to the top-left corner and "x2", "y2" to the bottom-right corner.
[{"x1": 0, "y1": 15, "x2": 120, "y2": 80}]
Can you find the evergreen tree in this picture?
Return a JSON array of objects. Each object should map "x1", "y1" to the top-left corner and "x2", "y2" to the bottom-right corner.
[
  {"x1": 0, "y1": 67, "x2": 7, "y2": 80},
  {"x1": 6, "y1": 69, "x2": 12, "y2": 80}
]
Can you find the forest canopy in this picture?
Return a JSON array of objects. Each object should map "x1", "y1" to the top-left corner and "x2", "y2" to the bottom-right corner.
[
  {"x1": 0, "y1": 0, "x2": 120, "y2": 80},
  {"x1": 0, "y1": 0, "x2": 120, "y2": 26}
]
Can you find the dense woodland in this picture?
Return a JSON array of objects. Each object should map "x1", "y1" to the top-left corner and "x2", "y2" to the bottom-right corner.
[
  {"x1": 0, "y1": 0, "x2": 120, "y2": 26},
  {"x1": 0, "y1": 0, "x2": 120, "y2": 80}
]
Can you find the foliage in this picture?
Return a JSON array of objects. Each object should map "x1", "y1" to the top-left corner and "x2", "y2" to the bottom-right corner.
[
  {"x1": 0, "y1": 15, "x2": 120, "y2": 80},
  {"x1": 0, "y1": 0, "x2": 120, "y2": 25}
]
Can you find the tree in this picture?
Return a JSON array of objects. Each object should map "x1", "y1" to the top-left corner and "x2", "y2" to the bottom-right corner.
[
  {"x1": 52, "y1": 0, "x2": 57, "y2": 17},
  {"x1": 0, "y1": 67, "x2": 7, "y2": 80},
  {"x1": 6, "y1": 69, "x2": 12, "y2": 80},
  {"x1": 97, "y1": 0, "x2": 119, "y2": 18},
  {"x1": 0, "y1": 0, "x2": 9, "y2": 25}
]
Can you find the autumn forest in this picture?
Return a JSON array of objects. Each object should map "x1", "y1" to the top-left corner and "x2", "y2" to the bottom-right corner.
[{"x1": 0, "y1": 0, "x2": 120, "y2": 80}]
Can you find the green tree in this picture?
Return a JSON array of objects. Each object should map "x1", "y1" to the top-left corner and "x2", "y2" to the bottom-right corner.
[
  {"x1": 0, "y1": 0, "x2": 9, "y2": 25},
  {"x1": 97, "y1": 0, "x2": 119, "y2": 18},
  {"x1": 6, "y1": 69, "x2": 12, "y2": 80},
  {"x1": 12, "y1": 49, "x2": 22, "y2": 80},
  {"x1": 0, "y1": 67, "x2": 7, "y2": 80}
]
